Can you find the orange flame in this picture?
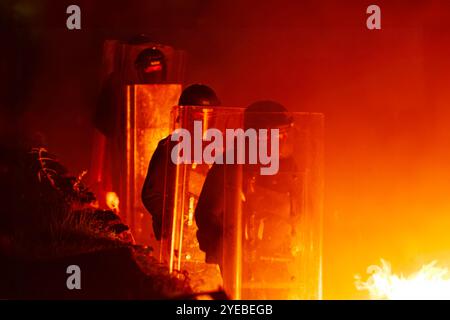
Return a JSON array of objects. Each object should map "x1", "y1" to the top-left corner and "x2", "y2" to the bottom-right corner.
[
  {"x1": 106, "y1": 191, "x2": 120, "y2": 212},
  {"x1": 355, "y1": 259, "x2": 450, "y2": 299}
]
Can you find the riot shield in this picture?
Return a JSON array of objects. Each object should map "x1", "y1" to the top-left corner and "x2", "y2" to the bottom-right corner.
[
  {"x1": 124, "y1": 84, "x2": 181, "y2": 246},
  {"x1": 90, "y1": 39, "x2": 185, "y2": 210},
  {"x1": 160, "y1": 105, "x2": 244, "y2": 291},
  {"x1": 218, "y1": 112, "x2": 324, "y2": 300}
]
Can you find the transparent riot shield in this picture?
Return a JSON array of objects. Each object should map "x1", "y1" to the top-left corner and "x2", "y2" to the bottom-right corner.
[
  {"x1": 218, "y1": 112, "x2": 324, "y2": 300},
  {"x1": 124, "y1": 84, "x2": 181, "y2": 247},
  {"x1": 160, "y1": 106, "x2": 245, "y2": 291}
]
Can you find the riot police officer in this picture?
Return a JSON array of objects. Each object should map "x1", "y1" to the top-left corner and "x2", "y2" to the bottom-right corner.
[
  {"x1": 141, "y1": 84, "x2": 221, "y2": 240},
  {"x1": 194, "y1": 101, "x2": 302, "y2": 300}
]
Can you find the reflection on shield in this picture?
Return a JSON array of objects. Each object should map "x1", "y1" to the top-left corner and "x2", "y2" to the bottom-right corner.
[
  {"x1": 222, "y1": 112, "x2": 324, "y2": 299},
  {"x1": 124, "y1": 84, "x2": 181, "y2": 246}
]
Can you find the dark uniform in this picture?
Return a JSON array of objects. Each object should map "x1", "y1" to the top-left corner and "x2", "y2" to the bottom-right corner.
[
  {"x1": 141, "y1": 136, "x2": 175, "y2": 240},
  {"x1": 195, "y1": 158, "x2": 301, "y2": 264}
]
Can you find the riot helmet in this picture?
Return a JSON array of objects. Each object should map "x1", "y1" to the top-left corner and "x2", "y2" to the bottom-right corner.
[
  {"x1": 134, "y1": 47, "x2": 166, "y2": 83},
  {"x1": 178, "y1": 84, "x2": 221, "y2": 106},
  {"x1": 244, "y1": 100, "x2": 294, "y2": 159}
]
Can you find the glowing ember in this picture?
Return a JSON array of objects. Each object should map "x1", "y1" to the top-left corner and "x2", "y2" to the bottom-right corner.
[
  {"x1": 355, "y1": 259, "x2": 450, "y2": 300},
  {"x1": 106, "y1": 191, "x2": 120, "y2": 212}
]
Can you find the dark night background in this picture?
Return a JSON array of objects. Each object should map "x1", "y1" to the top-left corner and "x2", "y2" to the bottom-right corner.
[{"x1": 3, "y1": 0, "x2": 450, "y2": 298}]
